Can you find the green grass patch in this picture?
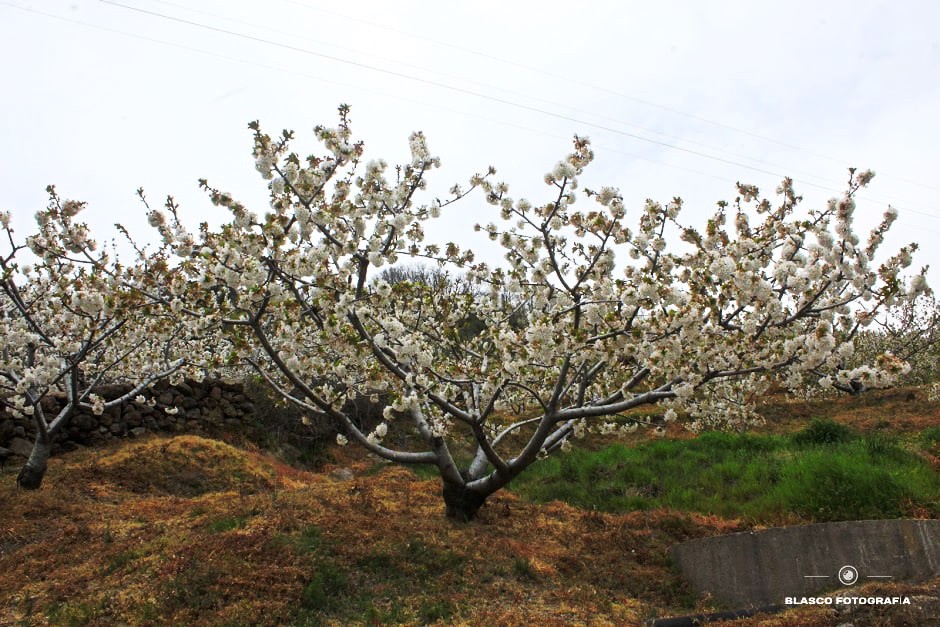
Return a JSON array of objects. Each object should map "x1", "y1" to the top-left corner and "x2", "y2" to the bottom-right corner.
[
  {"x1": 270, "y1": 524, "x2": 325, "y2": 556},
  {"x1": 775, "y1": 449, "x2": 909, "y2": 520},
  {"x1": 361, "y1": 600, "x2": 410, "y2": 625},
  {"x1": 294, "y1": 525, "x2": 324, "y2": 554},
  {"x1": 160, "y1": 560, "x2": 223, "y2": 613},
  {"x1": 45, "y1": 599, "x2": 101, "y2": 626},
  {"x1": 355, "y1": 552, "x2": 397, "y2": 577},
  {"x1": 403, "y1": 463, "x2": 441, "y2": 480},
  {"x1": 289, "y1": 525, "x2": 360, "y2": 624},
  {"x1": 300, "y1": 561, "x2": 349, "y2": 612},
  {"x1": 919, "y1": 426, "x2": 940, "y2": 449},
  {"x1": 208, "y1": 515, "x2": 248, "y2": 533},
  {"x1": 511, "y1": 428, "x2": 940, "y2": 522},
  {"x1": 402, "y1": 540, "x2": 464, "y2": 572},
  {"x1": 417, "y1": 598, "x2": 456, "y2": 622},
  {"x1": 102, "y1": 549, "x2": 143, "y2": 575}
]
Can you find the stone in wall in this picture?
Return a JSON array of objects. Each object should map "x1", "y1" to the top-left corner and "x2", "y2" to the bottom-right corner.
[{"x1": 0, "y1": 379, "x2": 263, "y2": 460}]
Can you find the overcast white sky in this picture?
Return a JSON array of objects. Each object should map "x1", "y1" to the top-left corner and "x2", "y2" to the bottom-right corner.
[{"x1": 2, "y1": 0, "x2": 938, "y2": 277}]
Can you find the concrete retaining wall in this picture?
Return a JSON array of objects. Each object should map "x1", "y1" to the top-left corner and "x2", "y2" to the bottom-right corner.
[{"x1": 671, "y1": 519, "x2": 940, "y2": 607}]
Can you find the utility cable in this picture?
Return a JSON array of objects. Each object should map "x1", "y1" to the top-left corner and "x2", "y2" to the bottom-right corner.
[
  {"x1": 280, "y1": 0, "x2": 940, "y2": 195},
  {"x1": 94, "y1": 0, "x2": 940, "y2": 219},
  {"x1": 2, "y1": 0, "x2": 937, "y2": 225}
]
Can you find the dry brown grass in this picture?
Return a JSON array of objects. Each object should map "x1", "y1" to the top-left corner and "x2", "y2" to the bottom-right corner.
[{"x1": 753, "y1": 386, "x2": 939, "y2": 436}]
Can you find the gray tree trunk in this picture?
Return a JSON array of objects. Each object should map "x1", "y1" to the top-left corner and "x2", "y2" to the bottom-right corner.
[
  {"x1": 17, "y1": 435, "x2": 51, "y2": 490},
  {"x1": 441, "y1": 478, "x2": 489, "y2": 521}
]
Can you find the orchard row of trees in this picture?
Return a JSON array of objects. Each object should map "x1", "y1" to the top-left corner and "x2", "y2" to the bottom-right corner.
[
  {"x1": 375, "y1": 266, "x2": 940, "y2": 391},
  {"x1": 850, "y1": 294, "x2": 939, "y2": 387},
  {"x1": 1, "y1": 106, "x2": 932, "y2": 519}
]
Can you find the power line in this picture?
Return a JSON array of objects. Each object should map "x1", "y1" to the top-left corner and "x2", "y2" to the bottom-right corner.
[
  {"x1": 0, "y1": 2, "x2": 722, "y2": 182},
  {"x1": 141, "y1": 0, "x2": 611, "y2": 120},
  {"x1": 280, "y1": 0, "x2": 940, "y2": 196},
  {"x1": 136, "y1": 0, "x2": 932, "y2": 206},
  {"x1": 87, "y1": 0, "x2": 823, "y2": 182},
  {"x1": 0, "y1": 1, "x2": 735, "y2": 184},
  {"x1": 150, "y1": 1, "x2": 940, "y2": 216},
  {"x1": 3, "y1": 0, "x2": 937, "y2": 226},
  {"x1": 94, "y1": 0, "x2": 939, "y2": 220}
]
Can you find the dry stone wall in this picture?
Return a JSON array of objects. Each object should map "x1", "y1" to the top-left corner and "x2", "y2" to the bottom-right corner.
[{"x1": 0, "y1": 379, "x2": 259, "y2": 463}]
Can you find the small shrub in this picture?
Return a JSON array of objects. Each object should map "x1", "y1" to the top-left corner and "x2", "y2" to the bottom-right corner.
[
  {"x1": 162, "y1": 563, "x2": 222, "y2": 612},
  {"x1": 513, "y1": 557, "x2": 538, "y2": 581},
  {"x1": 400, "y1": 540, "x2": 465, "y2": 583},
  {"x1": 208, "y1": 515, "x2": 248, "y2": 533},
  {"x1": 791, "y1": 418, "x2": 855, "y2": 446},
  {"x1": 355, "y1": 552, "x2": 397, "y2": 578},
  {"x1": 45, "y1": 600, "x2": 98, "y2": 626},
  {"x1": 558, "y1": 454, "x2": 582, "y2": 482},
  {"x1": 300, "y1": 562, "x2": 348, "y2": 612},
  {"x1": 102, "y1": 549, "x2": 142, "y2": 575},
  {"x1": 417, "y1": 599, "x2": 456, "y2": 622},
  {"x1": 363, "y1": 601, "x2": 408, "y2": 624},
  {"x1": 295, "y1": 525, "x2": 324, "y2": 554}
]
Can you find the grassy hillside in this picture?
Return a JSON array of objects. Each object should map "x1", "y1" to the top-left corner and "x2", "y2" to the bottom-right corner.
[
  {"x1": 511, "y1": 426, "x2": 940, "y2": 522},
  {"x1": 1, "y1": 387, "x2": 938, "y2": 625}
]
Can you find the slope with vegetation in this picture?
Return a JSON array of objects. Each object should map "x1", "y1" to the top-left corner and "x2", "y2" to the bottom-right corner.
[{"x1": 1, "y1": 387, "x2": 938, "y2": 626}]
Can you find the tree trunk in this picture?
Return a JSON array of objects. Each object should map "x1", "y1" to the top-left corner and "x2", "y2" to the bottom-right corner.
[
  {"x1": 441, "y1": 479, "x2": 488, "y2": 521},
  {"x1": 17, "y1": 437, "x2": 51, "y2": 490}
]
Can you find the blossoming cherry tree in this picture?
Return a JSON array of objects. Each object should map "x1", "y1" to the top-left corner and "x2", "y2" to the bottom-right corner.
[{"x1": 152, "y1": 107, "x2": 924, "y2": 520}]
